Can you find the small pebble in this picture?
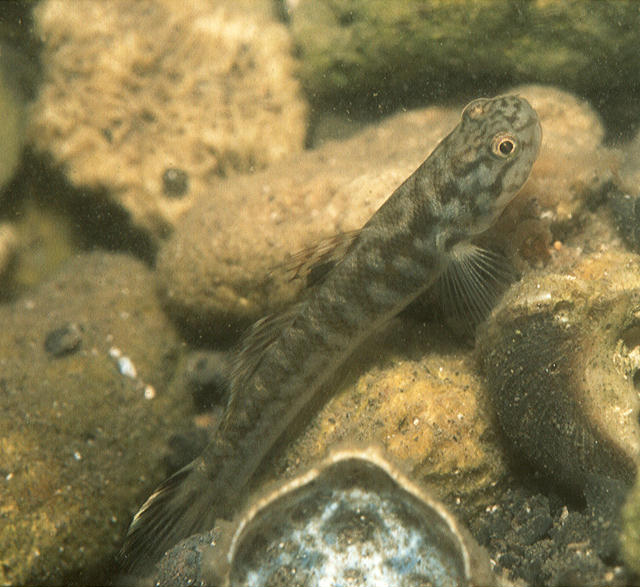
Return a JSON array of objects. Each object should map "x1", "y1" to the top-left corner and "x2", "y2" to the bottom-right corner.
[
  {"x1": 44, "y1": 323, "x2": 82, "y2": 357},
  {"x1": 162, "y1": 167, "x2": 189, "y2": 198},
  {"x1": 117, "y1": 356, "x2": 137, "y2": 379},
  {"x1": 108, "y1": 346, "x2": 137, "y2": 378},
  {"x1": 108, "y1": 346, "x2": 121, "y2": 359},
  {"x1": 185, "y1": 351, "x2": 230, "y2": 411}
]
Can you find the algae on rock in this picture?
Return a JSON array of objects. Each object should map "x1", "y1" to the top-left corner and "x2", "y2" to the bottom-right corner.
[{"x1": 288, "y1": 0, "x2": 640, "y2": 133}]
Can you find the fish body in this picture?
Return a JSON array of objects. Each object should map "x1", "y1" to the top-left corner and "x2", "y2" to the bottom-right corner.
[{"x1": 121, "y1": 95, "x2": 541, "y2": 568}]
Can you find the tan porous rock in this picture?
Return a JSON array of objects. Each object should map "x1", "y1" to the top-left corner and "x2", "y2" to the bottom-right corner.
[{"x1": 28, "y1": 0, "x2": 307, "y2": 239}]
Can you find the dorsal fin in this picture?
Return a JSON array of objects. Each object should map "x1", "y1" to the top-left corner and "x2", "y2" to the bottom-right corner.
[
  {"x1": 231, "y1": 231, "x2": 361, "y2": 399},
  {"x1": 229, "y1": 304, "x2": 301, "y2": 390},
  {"x1": 277, "y1": 229, "x2": 361, "y2": 288}
]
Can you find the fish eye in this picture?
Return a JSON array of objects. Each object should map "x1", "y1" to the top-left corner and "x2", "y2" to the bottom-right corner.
[{"x1": 491, "y1": 134, "x2": 517, "y2": 158}]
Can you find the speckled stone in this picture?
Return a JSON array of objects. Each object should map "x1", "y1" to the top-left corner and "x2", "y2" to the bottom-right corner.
[
  {"x1": 43, "y1": 322, "x2": 83, "y2": 357},
  {"x1": 0, "y1": 252, "x2": 192, "y2": 585},
  {"x1": 226, "y1": 448, "x2": 497, "y2": 587},
  {"x1": 151, "y1": 448, "x2": 498, "y2": 587},
  {"x1": 478, "y1": 250, "x2": 640, "y2": 497}
]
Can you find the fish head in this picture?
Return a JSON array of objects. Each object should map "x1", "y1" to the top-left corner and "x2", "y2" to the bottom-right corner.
[{"x1": 441, "y1": 94, "x2": 542, "y2": 235}]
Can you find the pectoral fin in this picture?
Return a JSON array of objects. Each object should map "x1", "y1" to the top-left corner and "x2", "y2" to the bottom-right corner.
[{"x1": 438, "y1": 244, "x2": 515, "y2": 333}]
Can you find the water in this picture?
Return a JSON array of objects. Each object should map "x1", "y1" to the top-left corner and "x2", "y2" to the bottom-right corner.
[{"x1": 1, "y1": 1, "x2": 639, "y2": 585}]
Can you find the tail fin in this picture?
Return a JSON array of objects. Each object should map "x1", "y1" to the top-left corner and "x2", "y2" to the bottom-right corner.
[{"x1": 118, "y1": 460, "x2": 220, "y2": 572}]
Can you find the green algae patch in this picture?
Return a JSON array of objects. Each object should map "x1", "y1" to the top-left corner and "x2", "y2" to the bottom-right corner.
[{"x1": 290, "y1": 0, "x2": 640, "y2": 130}]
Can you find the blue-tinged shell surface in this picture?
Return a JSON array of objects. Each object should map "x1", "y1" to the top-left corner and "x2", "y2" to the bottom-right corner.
[{"x1": 223, "y1": 447, "x2": 496, "y2": 587}]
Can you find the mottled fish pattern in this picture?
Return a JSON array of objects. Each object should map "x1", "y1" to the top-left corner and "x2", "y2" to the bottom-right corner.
[{"x1": 120, "y1": 95, "x2": 542, "y2": 569}]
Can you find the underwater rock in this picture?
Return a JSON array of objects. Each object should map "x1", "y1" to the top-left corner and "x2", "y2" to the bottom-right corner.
[
  {"x1": 258, "y1": 316, "x2": 508, "y2": 514},
  {"x1": 183, "y1": 350, "x2": 231, "y2": 412},
  {"x1": 158, "y1": 85, "x2": 610, "y2": 338},
  {"x1": 153, "y1": 447, "x2": 498, "y2": 587},
  {"x1": 0, "y1": 252, "x2": 192, "y2": 585},
  {"x1": 157, "y1": 102, "x2": 460, "y2": 336},
  {"x1": 0, "y1": 43, "x2": 27, "y2": 194},
  {"x1": 27, "y1": 0, "x2": 307, "y2": 240},
  {"x1": 8, "y1": 198, "x2": 78, "y2": 295},
  {"x1": 0, "y1": 221, "x2": 17, "y2": 279},
  {"x1": 287, "y1": 0, "x2": 640, "y2": 133},
  {"x1": 43, "y1": 321, "x2": 83, "y2": 357},
  {"x1": 621, "y1": 470, "x2": 640, "y2": 576},
  {"x1": 477, "y1": 250, "x2": 640, "y2": 497}
]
